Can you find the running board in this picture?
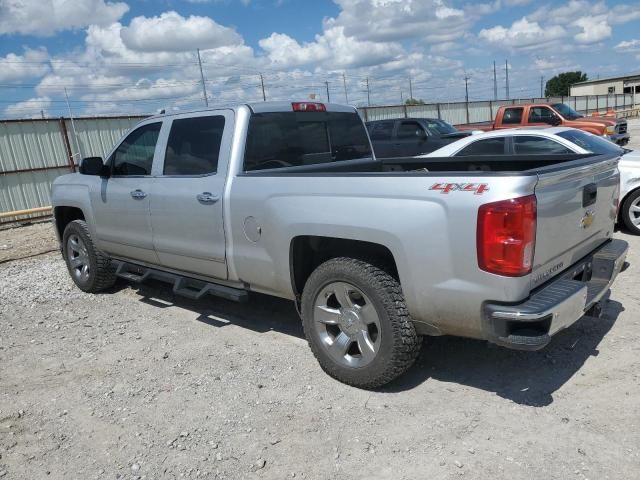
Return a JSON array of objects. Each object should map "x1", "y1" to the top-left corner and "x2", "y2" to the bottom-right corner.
[{"x1": 113, "y1": 260, "x2": 248, "y2": 303}]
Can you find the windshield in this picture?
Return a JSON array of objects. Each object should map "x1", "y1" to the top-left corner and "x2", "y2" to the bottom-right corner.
[
  {"x1": 244, "y1": 111, "x2": 372, "y2": 171},
  {"x1": 552, "y1": 103, "x2": 583, "y2": 120},
  {"x1": 425, "y1": 119, "x2": 457, "y2": 135},
  {"x1": 556, "y1": 129, "x2": 624, "y2": 155}
]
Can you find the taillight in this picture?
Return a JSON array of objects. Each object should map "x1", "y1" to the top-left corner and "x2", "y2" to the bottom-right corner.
[
  {"x1": 291, "y1": 102, "x2": 326, "y2": 112},
  {"x1": 477, "y1": 195, "x2": 537, "y2": 277}
]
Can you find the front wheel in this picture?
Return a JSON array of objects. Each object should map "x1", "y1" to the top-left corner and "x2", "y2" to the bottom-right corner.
[
  {"x1": 62, "y1": 220, "x2": 116, "y2": 292},
  {"x1": 621, "y1": 189, "x2": 640, "y2": 235},
  {"x1": 301, "y1": 257, "x2": 422, "y2": 388}
]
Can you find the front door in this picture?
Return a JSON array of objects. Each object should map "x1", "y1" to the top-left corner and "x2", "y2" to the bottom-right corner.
[
  {"x1": 149, "y1": 111, "x2": 233, "y2": 280},
  {"x1": 393, "y1": 120, "x2": 428, "y2": 156},
  {"x1": 91, "y1": 121, "x2": 162, "y2": 264}
]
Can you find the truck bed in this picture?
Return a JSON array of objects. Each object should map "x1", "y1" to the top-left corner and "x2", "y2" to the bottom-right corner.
[{"x1": 240, "y1": 153, "x2": 604, "y2": 175}]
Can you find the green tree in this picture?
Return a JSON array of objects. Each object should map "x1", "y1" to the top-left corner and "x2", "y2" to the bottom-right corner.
[
  {"x1": 404, "y1": 98, "x2": 425, "y2": 105},
  {"x1": 544, "y1": 71, "x2": 588, "y2": 97}
]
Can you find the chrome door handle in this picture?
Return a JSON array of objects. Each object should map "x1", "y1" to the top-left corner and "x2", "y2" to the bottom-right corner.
[
  {"x1": 130, "y1": 189, "x2": 147, "y2": 199},
  {"x1": 197, "y1": 192, "x2": 219, "y2": 204}
]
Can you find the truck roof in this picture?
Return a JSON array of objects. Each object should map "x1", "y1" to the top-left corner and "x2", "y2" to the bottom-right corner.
[{"x1": 145, "y1": 101, "x2": 358, "y2": 121}]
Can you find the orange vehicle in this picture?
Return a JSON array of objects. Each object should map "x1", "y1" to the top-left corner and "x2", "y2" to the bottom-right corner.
[{"x1": 458, "y1": 103, "x2": 630, "y2": 145}]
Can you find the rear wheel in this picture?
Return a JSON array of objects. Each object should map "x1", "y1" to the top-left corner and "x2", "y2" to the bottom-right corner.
[
  {"x1": 301, "y1": 257, "x2": 421, "y2": 388},
  {"x1": 621, "y1": 189, "x2": 640, "y2": 235},
  {"x1": 62, "y1": 220, "x2": 116, "y2": 292}
]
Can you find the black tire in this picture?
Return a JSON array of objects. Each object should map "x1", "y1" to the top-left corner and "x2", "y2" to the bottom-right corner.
[
  {"x1": 620, "y1": 189, "x2": 640, "y2": 235},
  {"x1": 301, "y1": 257, "x2": 422, "y2": 388},
  {"x1": 62, "y1": 219, "x2": 116, "y2": 292}
]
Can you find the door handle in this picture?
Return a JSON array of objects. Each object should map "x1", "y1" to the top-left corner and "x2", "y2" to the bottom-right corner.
[
  {"x1": 197, "y1": 192, "x2": 219, "y2": 204},
  {"x1": 130, "y1": 189, "x2": 147, "y2": 199}
]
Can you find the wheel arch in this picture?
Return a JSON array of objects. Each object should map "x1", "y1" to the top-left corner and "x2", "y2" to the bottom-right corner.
[
  {"x1": 289, "y1": 236, "x2": 399, "y2": 301},
  {"x1": 54, "y1": 206, "x2": 86, "y2": 241}
]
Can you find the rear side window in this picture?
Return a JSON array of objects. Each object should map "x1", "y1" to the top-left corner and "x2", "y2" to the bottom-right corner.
[
  {"x1": 112, "y1": 122, "x2": 161, "y2": 176},
  {"x1": 164, "y1": 116, "x2": 225, "y2": 175},
  {"x1": 513, "y1": 136, "x2": 573, "y2": 154},
  {"x1": 367, "y1": 121, "x2": 394, "y2": 141},
  {"x1": 455, "y1": 138, "x2": 506, "y2": 156},
  {"x1": 502, "y1": 107, "x2": 523, "y2": 125},
  {"x1": 244, "y1": 112, "x2": 372, "y2": 171}
]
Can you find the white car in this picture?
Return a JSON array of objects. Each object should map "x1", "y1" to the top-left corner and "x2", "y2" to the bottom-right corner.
[{"x1": 422, "y1": 127, "x2": 640, "y2": 235}]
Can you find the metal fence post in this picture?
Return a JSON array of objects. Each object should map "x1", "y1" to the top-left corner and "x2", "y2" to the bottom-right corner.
[
  {"x1": 403, "y1": 104, "x2": 408, "y2": 118},
  {"x1": 58, "y1": 116, "x2": 76, "y2": 172},
  {"x1": 436, "y1": 103, "x2": 441, "y2": 120}
]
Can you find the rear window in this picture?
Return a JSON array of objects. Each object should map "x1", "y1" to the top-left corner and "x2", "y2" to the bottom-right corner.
[
  {"x1": 244, "y1": 112, "x2": 372, "y2": 171},
  {"x1": 556, "y1": 129, "x2": 624, "y2": 155}
]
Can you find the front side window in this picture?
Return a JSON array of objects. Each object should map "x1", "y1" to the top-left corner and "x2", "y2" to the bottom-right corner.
[
  {"x1": 397, "y1": 121, "x2": 426, "y2": 139},
  {"x1": 425, "y1": 119, "x2": 457, "y2": 135},
  {"x1": 112, "y1": 122, "x2": 161, "y2": 176},
  {"x1": 513, "y1": 136, "x2": 573, "y2": 154},
  {"x1": 528, "y1": 107, "x2": 555, "y2": 124},
  {"x1": 455, "y1": 138, "x2": 506, "y2": 156},
  {"x1": 502, "y1": 107, "x2": 523, "y2": 125},
  {"x1": 164, "y1": 116, "x2": 225, "y2": 175},
  {"x1": 244, "y1": 112, "x2": 372, "y2": 171}
]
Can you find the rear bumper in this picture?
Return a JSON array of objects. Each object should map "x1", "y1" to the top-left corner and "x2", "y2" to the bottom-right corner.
[{"x1": 484, "y1": 239, "x2": 628, "y2": 351}]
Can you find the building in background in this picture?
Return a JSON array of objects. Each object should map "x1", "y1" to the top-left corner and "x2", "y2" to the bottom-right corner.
[{"x1": 570, "y1": 73, "x2": 640, "y2": 97}]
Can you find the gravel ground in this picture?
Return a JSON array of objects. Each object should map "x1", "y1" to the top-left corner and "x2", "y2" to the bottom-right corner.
[
  {"x1": 0, "y1": 119, "x2": 639, "y2": 479},
  {"x1": 0, "y1": 226, "x2": 640, "y2": 479}
]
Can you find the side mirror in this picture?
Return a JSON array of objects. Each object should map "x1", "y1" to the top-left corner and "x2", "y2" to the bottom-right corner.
[
  {"x1": 416, "y1": 129, "x2": 427, "y2": 140},
  {"x1": 549, "y1": 114, "x2": 562, "y2": 126},
  {"x1": 79, "y1": 156, "x2": 109, "y2": 177}
]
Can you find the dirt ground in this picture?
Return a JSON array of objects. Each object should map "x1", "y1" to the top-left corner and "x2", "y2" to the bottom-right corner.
[
  {"x1": 0, "y1": 223, "x2": 639, "y2": 480},
  {"x1": 0, "y1": 120, "x2": 639, "y2": 479}
]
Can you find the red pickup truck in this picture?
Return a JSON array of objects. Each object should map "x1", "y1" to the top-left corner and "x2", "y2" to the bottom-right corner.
[{"x1": 458, "y1": 103, "x2": 630, "y2": 145}]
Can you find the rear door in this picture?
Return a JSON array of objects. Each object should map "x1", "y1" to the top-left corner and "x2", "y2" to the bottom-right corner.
[
  {"x1": 148, "y1": 110, "x2": 234, "y2": 280},
  {"x1": 367, "y1": 121, "x2": 396, "y2": 158},
  {"x1": 531, "y1": 156, "x2": 620, "y2": 288}
]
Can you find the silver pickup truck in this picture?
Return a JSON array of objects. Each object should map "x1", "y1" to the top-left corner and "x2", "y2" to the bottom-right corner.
[{"x1": 51, "y1": 101, "x2": 628, "y2": 388}]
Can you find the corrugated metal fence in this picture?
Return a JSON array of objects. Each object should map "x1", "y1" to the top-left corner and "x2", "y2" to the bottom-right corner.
[
  {"x1": 0, "y1": 115, "x2": 144, "y2": 222},
  {"x1": 0, "y1": 93, "x2": 637, "y2": 223},
  {"x1": 358, "y1": 94, "x2": 636, "y2": 123}
]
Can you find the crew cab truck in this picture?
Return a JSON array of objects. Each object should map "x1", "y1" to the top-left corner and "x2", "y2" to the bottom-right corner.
[
  {"x1": 458, "y1": 103, "x2": 630, "y2": 145},
  {"x1": 51, "y1": 101, "x2": 628, "y2": 388}
]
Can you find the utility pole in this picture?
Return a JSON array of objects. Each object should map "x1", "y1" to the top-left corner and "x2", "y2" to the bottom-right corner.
[
  {"x1": 464, "y1": 76, "x2": 470, "y2": 124},
  {"x1": 196, "y1": 48, "x2": 209, "y2": 107},
  {"x1": 505, "y1": 59, "x2": 510, "y2": 100},
  {"x1": 400, "y1": 91, "x2": 404, "y2": 104},
  {"x1": 366, "y1": 77, "x2": 371, "y2": 106},
  {"x1": 540, "y1": 75, "x2": 544, "y2": 97},
  {"x1": 409, "y1": 77, "x2": 413, "y2": 101},
  {"x1": 493, "y1": 61, "x2": 498, "y2": 100},
  {"x1": 324, "y1": 81, "x2": 331, "y2": 103},
  {"x1": 342, "y1": 73, "x2": 348, "y2": 103},
  {"x1": 260, "y1": 73, "x2": 266, "y2": 101}
]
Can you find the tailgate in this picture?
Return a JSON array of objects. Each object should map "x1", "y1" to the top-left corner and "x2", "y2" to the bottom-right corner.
[{"x1": 531, "y1": 156, "x2": 619, "y2": 288}]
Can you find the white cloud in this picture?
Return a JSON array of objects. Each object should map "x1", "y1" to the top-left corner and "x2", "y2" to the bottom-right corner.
[
  {"x1": 479, "y1": 17, "x2": 566, "y2": 50},
  {"x1": 120, "y1": 11, "x2": 242, "y2": 52},
  {"x1": 0, "y1": 0, "x2": 128, "y2": 36},
  {"x1": 4, "y1": 96, "x2": 51, "y2": 118},
  {"x1": 572, "y1": 15, "x2": 611, "y2": 43},
  {"x1": 0, "y1": 48, "x2": 49, "y2": 83},
  {"x1": 259, "y1": 26, "x2": 404, "y2": 69},
  {"x1": 325, "y1": 0, "x2": 472, "y2": 45},
  {"x1": 615, "y1": 39, "x2": 640, "y2": 52}
]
